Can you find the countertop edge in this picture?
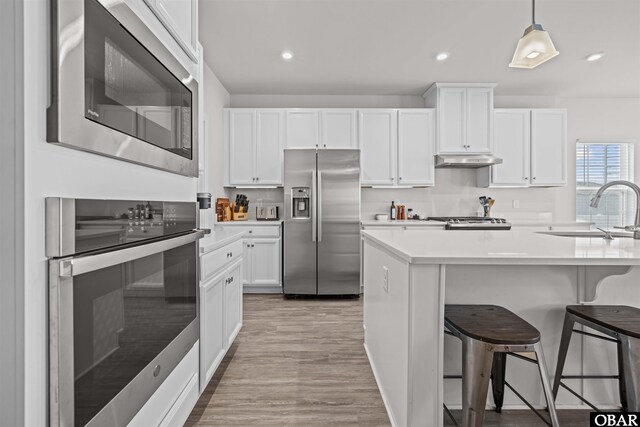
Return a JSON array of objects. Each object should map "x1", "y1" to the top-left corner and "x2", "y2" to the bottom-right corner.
[{"x1": 200, "y1": 230, "x2": 245, "y2": 254}]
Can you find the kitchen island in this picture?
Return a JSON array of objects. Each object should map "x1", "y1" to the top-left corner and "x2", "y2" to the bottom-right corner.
[{"x1": 361, "y1": 228, "x2": 640, "y2": 427}]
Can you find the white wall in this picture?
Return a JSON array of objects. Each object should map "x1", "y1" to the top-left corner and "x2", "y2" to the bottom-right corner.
[
  {"x1": 22, "y1": 1, "x2": 218, "y2": 423},
  {"x1": 203, "y1": 62, "x2": 231, "y2": 197},
  {"x1": 229, "y1": 93, "x2": 640, "y2": 222}
]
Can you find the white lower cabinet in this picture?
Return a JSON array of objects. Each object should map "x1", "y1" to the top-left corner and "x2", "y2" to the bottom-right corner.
[
  {"x1": 245, "y1": 238, "x2": 280, "y2": 287},
  {"x1": 224, "y1": 260, "x2": 243, "y2": 345},
  {"x1": 199, "y1": 238, "x2": 244, "y2": 393},
  {"x1": 215, "y1": 224, "x2": 283, "y2": 293},
  {"x1": 200, "y1": 271, "x2": 226, "y2": 387}
]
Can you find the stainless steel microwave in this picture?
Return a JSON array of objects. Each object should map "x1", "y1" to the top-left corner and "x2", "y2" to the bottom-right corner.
[{"x1": 48, "y1": 0, "x2": 199, "y2": 177}]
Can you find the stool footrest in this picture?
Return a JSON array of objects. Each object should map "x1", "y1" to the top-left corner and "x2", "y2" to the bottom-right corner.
[{"x1": 561, "y1": 374, "x2": 619, "y2": 380}]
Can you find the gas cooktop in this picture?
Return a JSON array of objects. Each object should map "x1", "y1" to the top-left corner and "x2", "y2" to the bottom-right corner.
[{"x1": 426, "y1": 216, "x2": 511, "y2": 230}]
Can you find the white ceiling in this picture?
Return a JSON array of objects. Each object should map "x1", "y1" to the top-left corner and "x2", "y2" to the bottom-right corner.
[{"x1": 199, "y1": 0, "x2": 640, "y2": 97}]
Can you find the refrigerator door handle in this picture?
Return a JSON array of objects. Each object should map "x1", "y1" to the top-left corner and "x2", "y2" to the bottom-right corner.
[
  {"x1": 311, "y1": 171, "x2": 317, "y2": 242},
  {"x1": 317, "y1": 170, "x2": 323, "y2": 242}
]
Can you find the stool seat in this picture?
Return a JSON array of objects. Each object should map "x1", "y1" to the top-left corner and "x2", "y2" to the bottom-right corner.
[
  {"x1": 566, "y1": 305, "x2": 640, "y2": 339},
  {"x1": 445, "y1": 305, "x2": 541, "y2": 345}
]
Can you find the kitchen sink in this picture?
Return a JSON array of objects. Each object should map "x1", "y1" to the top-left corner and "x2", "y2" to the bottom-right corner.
[{"x1": 536, "y1": 230, "x2": 633, "y2": 238}]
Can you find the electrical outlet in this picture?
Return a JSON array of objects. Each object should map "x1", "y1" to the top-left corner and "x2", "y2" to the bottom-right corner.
[
  {"x1": 382, "y1": 266, "x2": 389, "y2": 293},
  {"x1": 513, "y1": 199, "x2": 520, "y2": 209}
]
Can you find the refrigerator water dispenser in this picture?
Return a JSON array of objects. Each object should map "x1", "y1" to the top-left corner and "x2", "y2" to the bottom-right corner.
[{"x1": 292, "y1": 187, "x2": 310, "y2": 218}]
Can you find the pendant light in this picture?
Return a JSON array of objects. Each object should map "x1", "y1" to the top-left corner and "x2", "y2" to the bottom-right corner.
[{"x1": 509, "y1": 0, "x2": 559, "y2": 69}]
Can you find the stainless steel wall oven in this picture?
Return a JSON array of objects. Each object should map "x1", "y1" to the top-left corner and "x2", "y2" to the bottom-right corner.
[
  {"x1": 46, "y1": 198, "x2": 204, "y2": 426},
  {"x1": 48, "y1": 0, "x2": 198, "y2": 176}
]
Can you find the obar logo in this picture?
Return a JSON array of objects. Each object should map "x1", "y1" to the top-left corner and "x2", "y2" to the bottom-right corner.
[{"x1": 591, "y1": 413, "x2": 640, "y2": 427}]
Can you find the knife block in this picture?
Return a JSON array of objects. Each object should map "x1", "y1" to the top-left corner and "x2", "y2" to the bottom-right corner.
[{"x1": 232, "y1": 211, "x2": 249, "y2": 221}]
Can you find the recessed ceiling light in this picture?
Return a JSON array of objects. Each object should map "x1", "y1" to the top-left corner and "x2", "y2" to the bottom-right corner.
[
  {"x1": 435, "y1": 52, "x2": 450, "y2": 62},
  {"x1": 281, "y1": 51, "x2": 294, "y2": 61},
  {"x1": 586, "y1": 52, "x2": 605, "y2": 62}
]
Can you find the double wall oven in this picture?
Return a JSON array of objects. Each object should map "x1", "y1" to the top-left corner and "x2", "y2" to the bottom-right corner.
[
  {"x1": 48, "y1": 0, "x2": 198, "y2": 176},
  {"x1": 46, "y1": 198, "x2": 204, "y2": 426}
]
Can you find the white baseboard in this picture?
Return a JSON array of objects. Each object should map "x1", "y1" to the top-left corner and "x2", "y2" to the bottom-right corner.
[{"x1": 243, "y1": 284, "x2": 283, "y2": 294}]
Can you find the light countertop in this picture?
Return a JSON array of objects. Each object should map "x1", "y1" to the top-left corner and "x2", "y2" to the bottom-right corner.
[
  {"x1": 215, "y1": 220, "x2": 282, "y2": 226},
  {"x1": 361, "y1": 220, "x2": 446, "y2": 227},
  {"x1": 200, "y1": 230, "x2": 245, "y2": 254},
  {"x1": 361, "y1": 228, "x2": 640, "y2": 266}
]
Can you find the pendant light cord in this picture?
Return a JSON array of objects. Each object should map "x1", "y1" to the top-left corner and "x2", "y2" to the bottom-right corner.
[{"x1": 532, "y1": 0, "x2": 536, "y2": 25}]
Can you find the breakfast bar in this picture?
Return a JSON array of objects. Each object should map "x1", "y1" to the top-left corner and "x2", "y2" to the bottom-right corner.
[{"x1": 361, "y1": 228, "x2": 640, "y2": 427}]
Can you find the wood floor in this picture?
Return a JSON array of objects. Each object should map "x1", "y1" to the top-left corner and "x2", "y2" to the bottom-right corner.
[
  {"x1": 186, "y1": 294, "x2": 390, "y2": 426},
  {"x1": 187, "y1": 294, "x2": 594, "y2": 426}
]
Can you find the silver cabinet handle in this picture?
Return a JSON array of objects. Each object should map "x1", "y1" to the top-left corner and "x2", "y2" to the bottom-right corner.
[
  {"x1": 532, "y1": 177, "x2": 537, "y2": 180},
  {"x1": 318, "y1": 170, "x2": 323, "y2": 242},
  {"x1": 256, "y1": 177, "x2": 259, "y2": 181},
  {"x1": 251, "y1": 244, "x2": 254, "y2": 248},
  {"x1": 60, "y1": 230, "x2": 205, "y2": 277},
  {"x1": 311, "y1": 171, "x2": 317, "y2": 242}
]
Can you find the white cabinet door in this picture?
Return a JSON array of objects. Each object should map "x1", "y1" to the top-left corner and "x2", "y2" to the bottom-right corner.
[
  {"x1": 466, "y1": 87, "x2": 493, "y2": 153},
  {"x1": 242, "y1": 240, "x2": 252, "y2": 285},
  {"x1": 199, "y1": 271, "x2": 225, "y2": 390},
  {"x1": 397, "y1": 109, "x2": 435, "y2": 186},
  {"x1": 228, "y1": 110, "x2": 255, "y2": 185},
  {"x1": 437, "y1": 88, "x2": 466, "y2": 153},
  {"x1": 225, "y1": 260, "x2": 243, "y2": 346},
  {"x1": 320, "y1": 109, "x2": 357, "y2": 149},
  {"x1": 286, "y1": 109, "x2": 320, "y2": 148},
  {"x1": 491, "y1": 109, "x2": 531, "y2": 186},
  {"x1": 250, "y1": 239, "x2": 280, "y2": 286},
  {"x1": 255, "y1": 110, "x2": 284, "y2": 185},
  {"x1": 359, "y1": 110, "x2": 397, "y2": 185},
  {"x1": 148, "y1": 0, "x2": 198, "y2": 60},
  {"x1": 530, "y1": 109, "x2": 567, "y2": 186}
]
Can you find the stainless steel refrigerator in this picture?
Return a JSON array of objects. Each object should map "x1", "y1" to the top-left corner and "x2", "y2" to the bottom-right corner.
[{"x1": 284, "y1": 149, "x2": 361, "y2": 295}]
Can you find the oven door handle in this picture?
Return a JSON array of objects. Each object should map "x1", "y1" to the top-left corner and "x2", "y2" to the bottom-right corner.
[{"x1": 58, "y1": 230, "x2": 205, "y2": 277}]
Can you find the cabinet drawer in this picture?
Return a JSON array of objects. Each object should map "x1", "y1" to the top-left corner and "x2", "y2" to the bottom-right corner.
[
  {"x1": 218, "y1": 225, "x2": 281, "y2": 238},
  {"x1": 201, "y1": 239, "x2": 244, "y2": 280}
]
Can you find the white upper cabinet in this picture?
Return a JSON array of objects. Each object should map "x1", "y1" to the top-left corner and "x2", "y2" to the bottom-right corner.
[
  {"x1": 226, "y1": 109, "x2": 284, "y2": 186},
  {"x1": 397, "y1": 109, "x2": 435, "y2": 186},
  {"x1": 488, "y1": 109, "x2": 531, "y2": 187},
  {"x1": 255, "y1": 110, "x2": 285, "y2": 185},
  {"x1": 437, "y1": 88, "x2": 466, "y2": 153},
  {"x1": 424, "y1": 83, "x2": 495, "y2": 154},
  {"x1": 286, "y1": 110, "x2": 320, "y2": 148},
  {"x1": 320, "y1": 109, "x2": 358, "y2": 149},
  {"x1": 466, "y1": 88, "x2": 493, "y2": 153},
  {"x1": 530, "y1": 109, "x2": 567, "y2": 186},
  {"x1": 227, "y1": 109, "x2": 255, "y2": 186},
  {"x1": 144, "y1": 0, "x2": 198, "y2": 61},
  {"x1": 478, "y1": 109, "x2": 566, "y2": 188},
  {"x1": 359, "y1": 110, "x2": 398, "y2": 185}
]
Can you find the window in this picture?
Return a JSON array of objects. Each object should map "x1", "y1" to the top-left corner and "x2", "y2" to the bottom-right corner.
[{"x1": 576, "y1": 141, "x2": 635, "y2": 228}]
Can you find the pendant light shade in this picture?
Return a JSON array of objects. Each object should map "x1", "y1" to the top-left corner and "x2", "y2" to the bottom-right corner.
[{"x1": 509, "y1": 0, "x2": 559, "y2": 69}]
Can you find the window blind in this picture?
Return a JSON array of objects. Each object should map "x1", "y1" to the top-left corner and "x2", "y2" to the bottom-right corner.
[{"x1": 576, "y1": 142, "x2": 635, "y2": 228}]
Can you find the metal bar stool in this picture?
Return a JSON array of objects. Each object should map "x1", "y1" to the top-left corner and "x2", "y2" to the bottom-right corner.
[
  {"x1": 444, "y1": 305, "x2": 559, "y2": 427},
  {"x1": 552, "y1": 305, "x2": 640, "y2": 412}
]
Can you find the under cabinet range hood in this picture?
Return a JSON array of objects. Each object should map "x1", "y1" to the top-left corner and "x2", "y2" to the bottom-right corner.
[{"x1": 434, "y1": 154, "x2": 503, "y2": 168}]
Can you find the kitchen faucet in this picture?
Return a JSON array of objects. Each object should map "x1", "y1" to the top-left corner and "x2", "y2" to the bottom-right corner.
[{"x1": 590, "y1": 180, "x2": 640, "y2": 239}]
